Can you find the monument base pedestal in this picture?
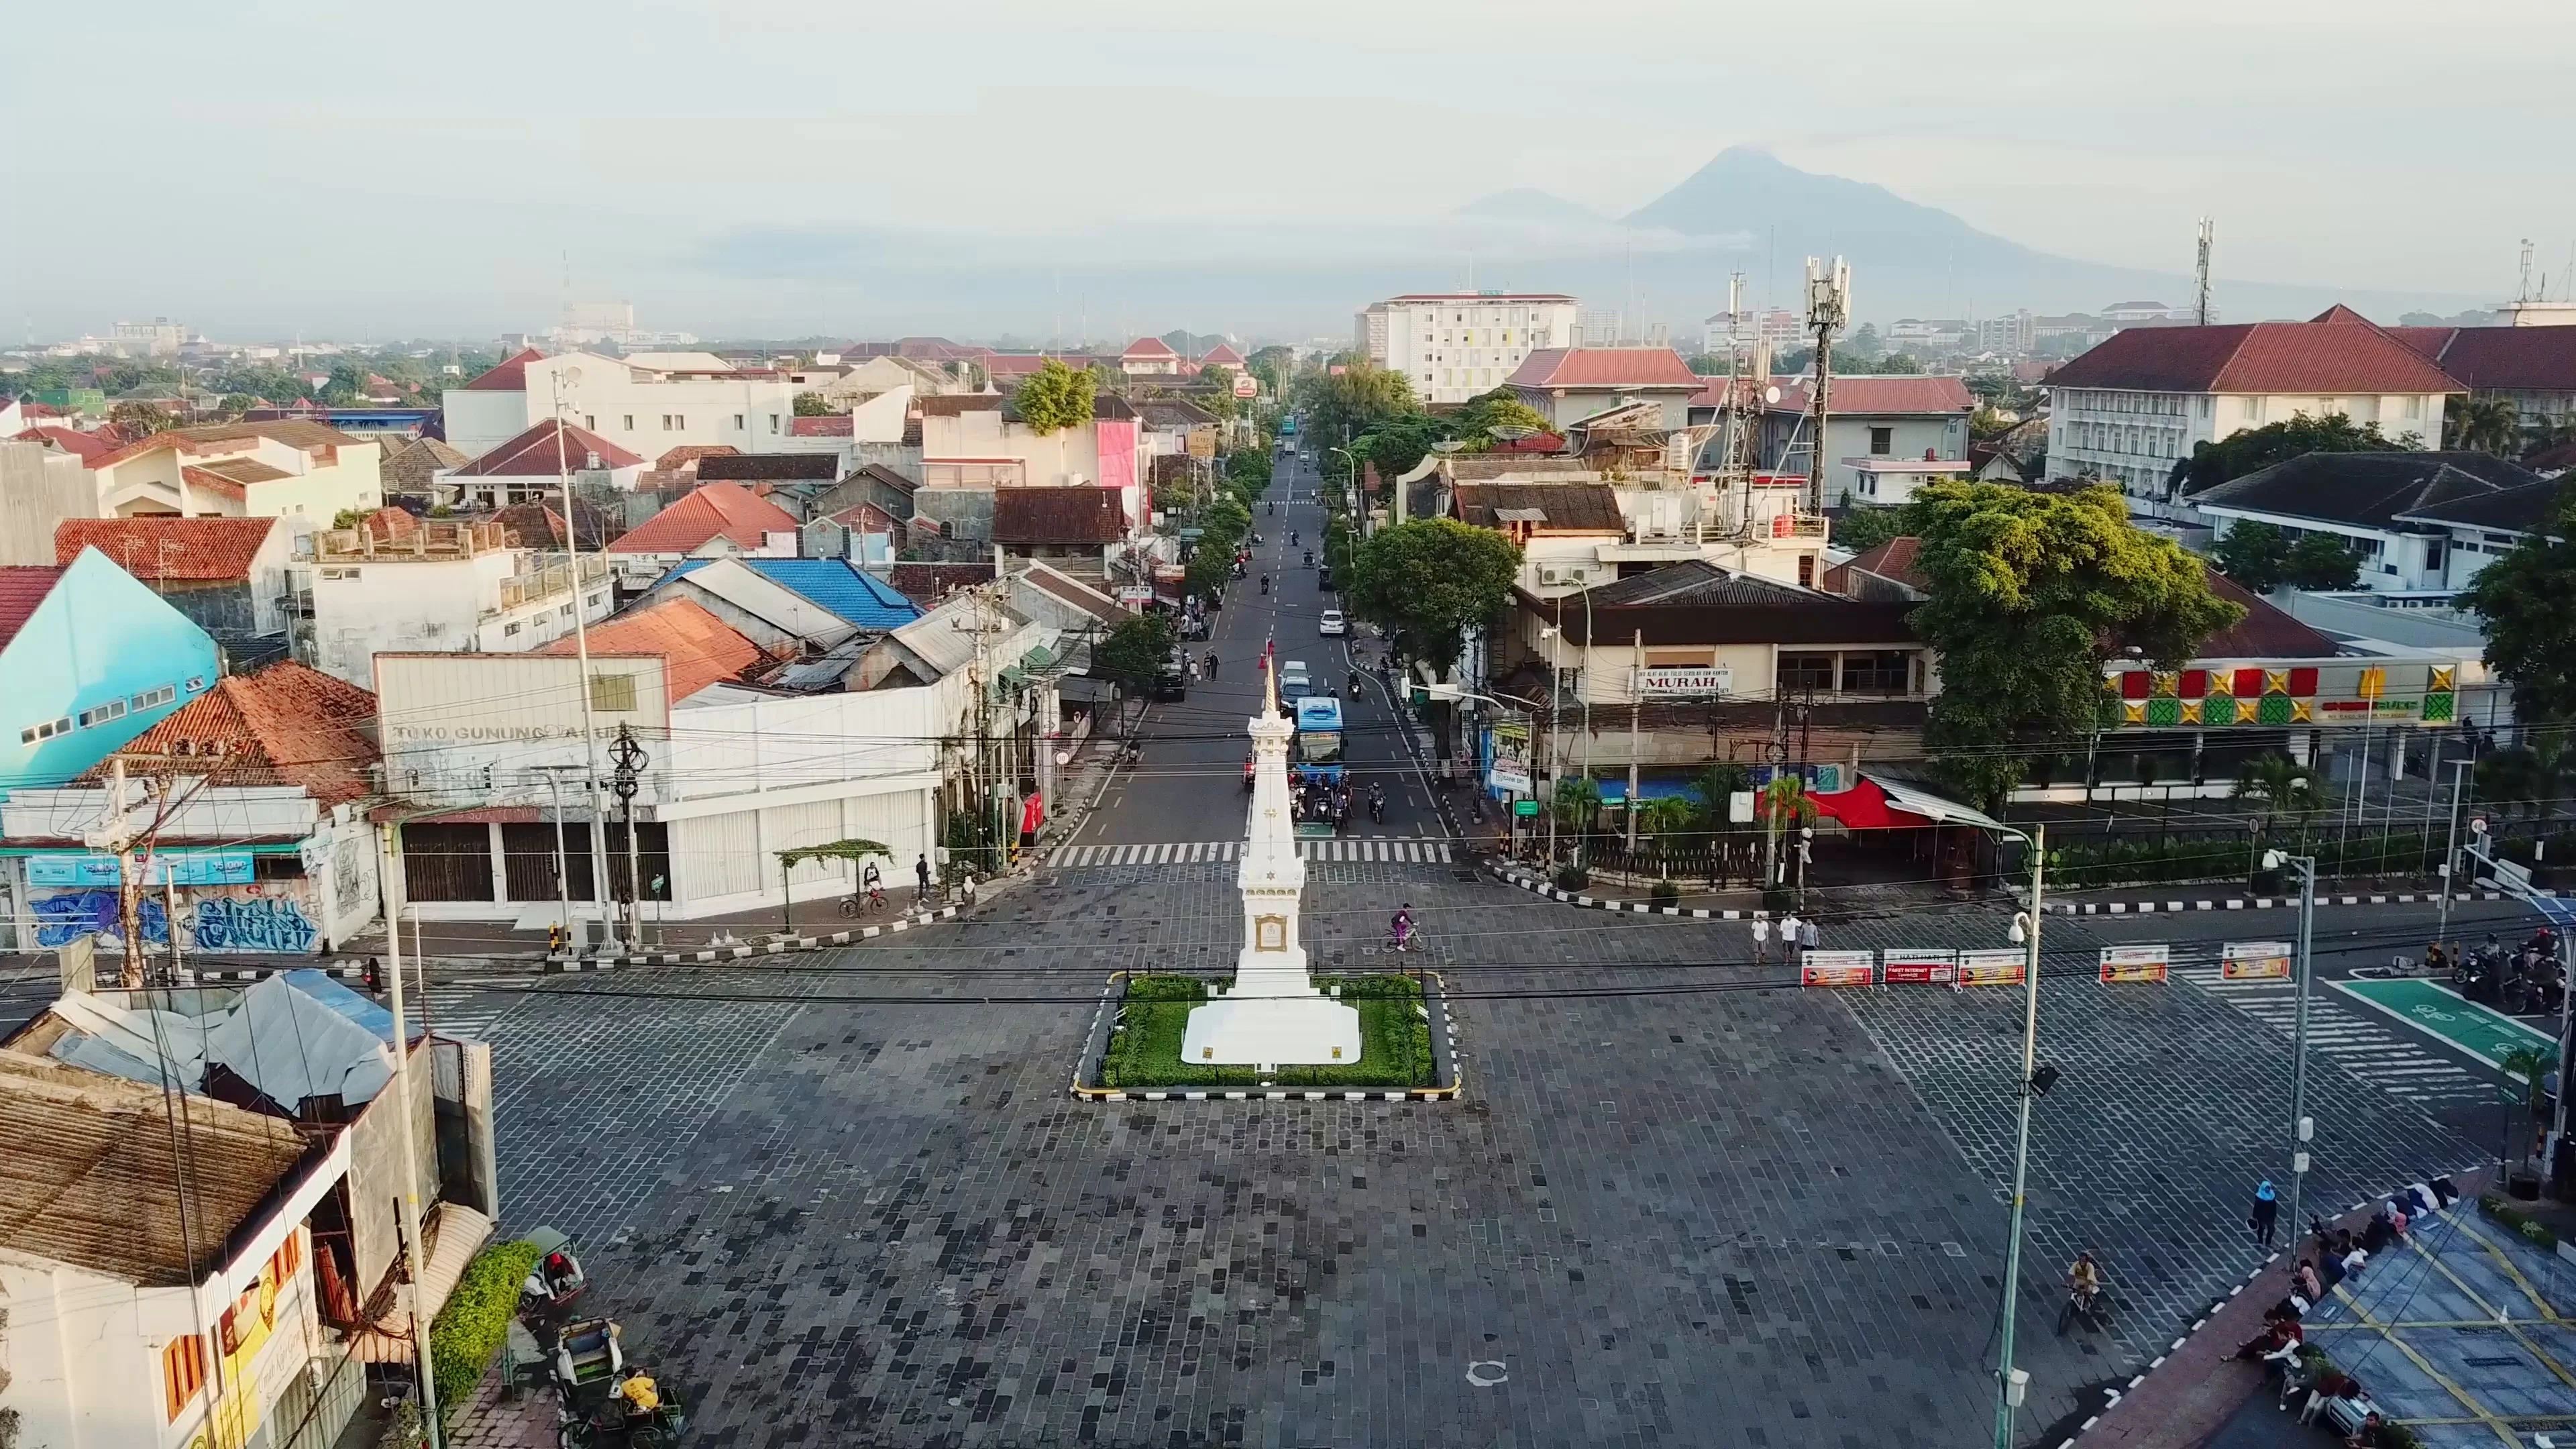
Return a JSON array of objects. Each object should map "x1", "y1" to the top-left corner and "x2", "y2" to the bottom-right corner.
[{"x1": 1181, "y1": 996, "x2": 1363, "y2": 1067}]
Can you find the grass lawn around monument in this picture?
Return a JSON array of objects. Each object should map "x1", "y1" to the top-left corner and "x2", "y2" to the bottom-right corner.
[{"x1": 1099, "y1": 974, "x2": 1438, "y2": 1089}]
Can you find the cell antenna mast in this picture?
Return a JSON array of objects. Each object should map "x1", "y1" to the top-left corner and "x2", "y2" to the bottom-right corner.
[
  {"x1": 2519, "y1": 239, "x2": 2536, "y2": 303},
  {"x1": 2194, "y1": 218, "x2": 2214, "y2": 327},
  {"x1": 1803, "y1": 256, "x2": 1849, "y2": 517}
]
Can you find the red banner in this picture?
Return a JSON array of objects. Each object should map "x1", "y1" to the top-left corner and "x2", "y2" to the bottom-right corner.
[{"x1": 1880, "y1": 950, "x2": 1957, "y2": 985}]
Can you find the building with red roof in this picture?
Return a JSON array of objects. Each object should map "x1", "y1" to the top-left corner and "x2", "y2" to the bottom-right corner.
[
  {"x1": 1505, "y1": 347, "x2": 1704, "y2": 429},
  {"x1": 1195, "y1": 343, "x2": 1246, "y2": 372},
  {"x1": 603, "y1": 482, "x2": 803, "y2": 589},
  {"x1": 536, "y1": 597, "x2": 768, "y2": 704},
  {"x1": 1693, "y1": 374, "x2": 1977, "y2": 510},
  {"x1": 72, "y1": 420, "x2": 388, "y2": 523},
  {"x1": 2044, "y1": 307, "x2": 2463, "y2": 505},
  {"x1": 1118, "y1": 337, "x2": 1181, "y2": 377},
  {"x1": 2388, "y1": 323, "x2": 2576, "y2": 438},
  {"x1": 54, "y1": 517, "x2": 294, "y2": 643},
  {"x1": 443, "y1": 419, "x2": 647, "y2": 507}
]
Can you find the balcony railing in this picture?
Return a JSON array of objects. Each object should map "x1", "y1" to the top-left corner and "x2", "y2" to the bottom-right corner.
[
  {"x1": 484, "y1": 555, "x2": 610, "y2": 619},
  {"x1": 1768, "y1": 513, "x2": 1828, "y2": 541},
  {"x1": 314, "y1": 519, "x2": 507, "y2": 561}
]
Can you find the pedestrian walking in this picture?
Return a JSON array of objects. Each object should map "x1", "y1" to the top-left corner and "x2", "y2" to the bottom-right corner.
[
  {"x1": 2251, "y1": 1180, "x2": 2280, "y2": 1248},
  {"x1": 1799, "y1": 917, "x2": 1819, "y2": 958},
  {"x1": 1778, "y1": 912, "x2": 1803, "y2": 967},
  {"x1": 914, "y1": 853, "x2": 934, "y2": 906},
  {"x1": 1751, "y1": 914, "x2": 1771, "y2": 963}
]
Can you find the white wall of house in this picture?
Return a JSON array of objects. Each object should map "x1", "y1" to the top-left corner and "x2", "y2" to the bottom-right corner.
[
  {"x1": 1360, "y1": 294, "x2": 1580, "y2": 404},
  {"x1": 922, "y1": 411, "x2": 1106, "y2": 487},
  {"x1": 2195, "y1": 508, "x2": 2487, "y2": 594},
  {"x1": 308, "y1": 551, "x2": 614, "y2": 685},
  {"x1": 2047, "y1": 387, "x2": 2449, "y2": 500},
  {"x1": 446, "y1": 352, "x2": 800, "y2": 460},
  {"x1": 96, "y1": 436, "x2": 384, "y2": 522}
]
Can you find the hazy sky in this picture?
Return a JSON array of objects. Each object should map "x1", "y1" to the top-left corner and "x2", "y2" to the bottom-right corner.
[{"x1": 4, "y1": 0, "x2": 2569, "y2": 341}]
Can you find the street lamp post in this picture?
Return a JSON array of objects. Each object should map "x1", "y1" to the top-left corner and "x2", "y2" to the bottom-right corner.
[
  {"x1": 2263, "y1": 849, "x2": 2319, "y2": 1259},
  {"x1": 2434, "y1": 758, "x2": 2473, "y2": 963},
  {"x1": 1992, "y1": 822, "x2": 2049, "y2": 1449}
]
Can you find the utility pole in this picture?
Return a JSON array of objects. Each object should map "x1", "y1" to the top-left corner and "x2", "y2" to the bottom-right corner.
[
  {"x1": 1802, "y1": 256, "x2": 1849, "y2": 518},
  {"x1": 1625, "y1": 629, "x2": 1644, "y2": 853},
  {"x1": 372, "y1": 822, "x2": 444, "y2": 1449},
  {"x1": 2194, "y1": 219, "x2": 2215, "y2": 327},
  {"x1": 2436, "y1": 757, "x2": 2472, "y2": 959},
  {"x1": 1992, "y1": 825, "x2": 2048, "y2": 1449},
  {"x1": 549, "y1": 372, "x2": 614, "y2": 953}
]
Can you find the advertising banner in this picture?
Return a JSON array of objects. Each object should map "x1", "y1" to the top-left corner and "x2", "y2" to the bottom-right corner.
[
  {"x1": 1800, "y1": 949, "x2": 1876, "y2": 988},
  {"x1": 2221, "y1": 941, "x2": 2294, "y2": 981},
  {"x1": 2098, "y1": 944, "x2": 2171, "y2": 983},
  {"x1": 1956, "y1": 949, "x2": 2027, "y2": 987},
  {"x1": 1880, "y1": 949, "x2": 1957, "y2": 985},
  {"x1": 1632, "y1": 666, "x2": 1734, "y2": 698},
  {"x1": 27, "y1": 849, "x2": 255, "y2": 887},
  {"x1": 1487, "y1": 716, "x2": 1532, "y2": 794}
]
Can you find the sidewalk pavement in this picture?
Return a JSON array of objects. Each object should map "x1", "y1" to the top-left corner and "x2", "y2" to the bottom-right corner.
[{"x1": 2068, "y1": 1170, "x2": 2489, "y2": 1449}]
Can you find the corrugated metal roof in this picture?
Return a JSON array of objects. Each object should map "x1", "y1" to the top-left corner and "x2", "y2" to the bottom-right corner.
[{"x1": 668, "y1": 558, "x2": 922, "y2": 629}]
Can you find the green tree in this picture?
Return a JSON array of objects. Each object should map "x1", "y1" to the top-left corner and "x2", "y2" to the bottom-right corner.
[
  {"x1": 2282, "y1": 531, "x2": 2363, "y2": 590},
  {"x1": 106, "y1": 400, "x2": 178, "y2": 437},
  {"x1": 1015, "y1": 358, "x2": 1096, "y2": 485},
  {"x1": 2447, "y1": 393, "x2": 2524, "y2": 455},
  {"x1": 1907, "y1": 482, "x2": 2244, "y2": 812},
  {"x1": 1093, "y1": 612, "x2": 1179, "y2": 698},
  {"x1": 2207, "y1": 521, "x2": 2292, "y2": 592},
  {"x1": 2476, "y1": 742, "x2": 2574, "y2": 824},
  {"x1": 2180, "y1": 413, "x2": 2406, "y2": 494},
  {"x1": 1849, "y1": 323, "x2": 1884, "y2": 358},
  {"x1": 2231, "y1": 753, "x2": 2324, "y2": 839},
  {"x1": 1347, "y1": 518, "x2": 1522, "y2": 755},
  {"x1": 1830, "y1": 504, "x2": 1911, "y2": 555},
  {"x1": 1450, "y1": 388, "x2": 1552, "y2": 449},
  {"x1": 1874, "y1": 352, "x2": 1927, "y2": 374},
  {"x1": 2461, "y1": 482, "x2": 2576, "y2": 720},
  {"x1": 1296, "y1": 360, "x2": 1417, "y2": 445},
  {"x1": 792, "y1": 392, "x2": 835, "y2": 417},
  {"x1": 1689, "y1": 761, "x2": 1752, "y2": 830}
]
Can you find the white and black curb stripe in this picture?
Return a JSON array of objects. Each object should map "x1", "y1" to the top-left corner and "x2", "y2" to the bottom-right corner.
[
  {"x1": 2054, "y1": 890, "x2": 2524, "y2": 915},
  {"x1": 181, "y1": 963, "x2": 370, "y2": 984},
  {"x1": 1486, "y1": 861, "x2": 1768, "y2": 919},
  {"x1": 565, "y1": 904, "x2": 965, "y2": 971}
]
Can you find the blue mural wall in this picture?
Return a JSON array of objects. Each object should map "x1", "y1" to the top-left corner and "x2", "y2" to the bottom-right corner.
[
  {"x1": 1, "y1": 547, "x2": 222, "y2": 794},
  {"x1": 32, "y1": 882, "x2": 323, "y2": 953}
]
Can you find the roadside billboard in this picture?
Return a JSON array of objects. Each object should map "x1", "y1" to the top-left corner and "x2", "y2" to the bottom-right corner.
[
  {"x1": 2221, "y1": 942, "x2": 2294, "y2": 981},
  {"x1": 1957, "y1": 949, "x2": 2026, "y2": 987},
  {"x1": 1880, "y1": 949, "x2": 1957, "y2": 986},
  {"x1": 2098, "y1": 944, "x2": 2171, "y2": 983},
  {"x1": 1800, "y1": 950, "x2": 1876, "y2": 988}
]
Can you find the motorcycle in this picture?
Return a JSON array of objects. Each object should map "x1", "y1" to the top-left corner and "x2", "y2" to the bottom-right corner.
[
  {"x1": 1259, "y1": 576, "x2": 1270, "y2": 594},
  {"x1": 1347, "y1": 677, "x2": 1362, "y2": 700},
  {"x1": 1368, "y1": 790, "x2": 1386, "y2": 824},
  {"x1": 1243, "y1": 756, "x2": 1256, "y2": 792}
]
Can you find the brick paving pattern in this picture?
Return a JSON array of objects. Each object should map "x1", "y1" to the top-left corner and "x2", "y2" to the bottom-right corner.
[{"x1": 441, "y1": 863, "x2": 2481, "y2": 1447}]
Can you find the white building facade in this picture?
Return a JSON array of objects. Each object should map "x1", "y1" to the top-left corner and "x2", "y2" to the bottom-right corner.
[
  {"x1": 298, "y1": 519, "x2": 614, "y2": 686},
  {"x1": 1356, "y1": 292, "x2": 1580, "y2": 404},
  {"x1": 441, "y1": 350, "x2": 801, "y2": 461}
]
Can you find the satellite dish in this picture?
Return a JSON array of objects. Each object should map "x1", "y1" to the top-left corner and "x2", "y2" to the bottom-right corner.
[
  {"x1": 1763, "y1": 384, "x2": 1782, "y2": 405},
  {"x1": 562, "y1": 366, "x2": 584, "y2": 385}
]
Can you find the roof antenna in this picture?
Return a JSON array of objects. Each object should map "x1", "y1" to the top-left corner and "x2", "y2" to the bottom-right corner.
[{"x1": 2194, "y1": 218, "x2": 2214, "y2": 327}]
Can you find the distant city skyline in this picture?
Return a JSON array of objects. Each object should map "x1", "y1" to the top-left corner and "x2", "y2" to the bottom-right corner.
[{"x1": 3, "y1": 0, "x2": 2571, "y2": 340}]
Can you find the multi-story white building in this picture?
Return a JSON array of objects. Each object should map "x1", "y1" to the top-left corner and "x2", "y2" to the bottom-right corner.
[
  {"x1": 1355, "y1": 291, "x2": 1580, "y2": 404},
  {"x1": 2043, "y1": 307, "x2": 2460, "y2": 506},
  {"x1": 441, "y1": 348, "x2": 800, "y2": 460},
  {"x1": 295, "y1": 513, "x2": 614, "y2": 685},
  {"x1": 82, "y1": 421, "x2": 385, "y2": 523}
]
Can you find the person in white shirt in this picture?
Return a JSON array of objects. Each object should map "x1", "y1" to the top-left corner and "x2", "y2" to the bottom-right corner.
[
  {"x1": 1778, "y1": 914, "x2": 1804, "y2": 966},
  {"x1": 1751, "y1": 914, "x2": 1772, "y2": 963}
]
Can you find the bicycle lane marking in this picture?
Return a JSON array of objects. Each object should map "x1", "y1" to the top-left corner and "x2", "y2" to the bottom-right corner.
[{"x1": 2327, "y1": 976, "x2": 2557, "y2": 1073}]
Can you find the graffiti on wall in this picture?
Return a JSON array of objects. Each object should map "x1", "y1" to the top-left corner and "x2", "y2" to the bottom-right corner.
[
  {"x1": 194, "y1": 895, "x2": 318, "y2": 953},
  {"x1": 34, "y1": 890, "x2": 168, "y2": 947},
  {"x1": 30, "y1": 883, "x2": 322, "y2": 953}
]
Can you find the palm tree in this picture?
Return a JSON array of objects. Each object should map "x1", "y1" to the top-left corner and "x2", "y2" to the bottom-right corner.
[
  {"x1": 1635, "y1": 797, "x2": 1699, "y2": 857},
  {"x1": 1690, "y1": 761, "x2": 1752, "y2": 831},
  {"x1": 2478, "y1": 742, "x2": 2574, "y2": 824},
  {"x1": 2499, "y1": 1044, "x2": 2555, "y2": 1170},
  {"x1": 2232, "y1": 754, "x2": 2324, "y2": 841},
  {"x1": 2447, "y1": 394, "x2": 2524, "y2": 455}
]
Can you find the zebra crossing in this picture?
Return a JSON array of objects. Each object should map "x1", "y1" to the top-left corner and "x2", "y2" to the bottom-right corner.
[
  {"x1": 1047, "y1": 837, "x2": 1455, "y2": 867},
  {"x1": 418, "y1": 981, "x2": 533, "y2": 1043},
  {"x1": 2176, "y1": 961, "x2": 2498, "y2": 1106}
]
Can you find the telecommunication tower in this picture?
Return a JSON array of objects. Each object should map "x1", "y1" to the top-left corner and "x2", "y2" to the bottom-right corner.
[
  {"x1": 1802, "y1": 256, "x2": 1850, "y2": 516},
  {"x1": 2194, "y1": 219, "x2": 2214, "y2": 327}
]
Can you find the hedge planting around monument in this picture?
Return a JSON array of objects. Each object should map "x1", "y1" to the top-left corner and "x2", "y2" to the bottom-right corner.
[{"x1": 1100, "y1": 974, "x2": 1436, "y2": 1089}]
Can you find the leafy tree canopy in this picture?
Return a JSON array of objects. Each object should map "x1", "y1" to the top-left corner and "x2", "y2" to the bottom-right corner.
[
  {"x1": 2178, "y1": 413, "x2": 2407, "y2": 494},
  {"x1": 2208, "y1": 521, "x2": 2292, "y2": 593},
  {"x1": 2446, "y1": 394, "x2": 2524, "y2": 455},
  {"x1": 1093, "y1": 612, "x2": 1179, "y2": 697},
  {"x1": 1345, "y1": 517, "x2": 1522, "y2": 670},
  {"x1": 1015, "y1": 358, "x2": 1096, "y2": 435},
  {"x1": 792, "y1": 392, "x2": 835, "y2": 417},
  {"x1": 2462, "y1": 480, "x2": 2576, "y2": 721},
  {"x1": 2283, "y1": 531, "x2": 2362, "y2": 590},
  {"x1": 1907, "y1": 482, "x2": 2243, "y2": 810},
  {"x1": 1294, "y1": 360, "x2": 1417, "y2": 445},
  {"x1": 1829, "y1": 504, "x2": 1913, "y2": 556}
]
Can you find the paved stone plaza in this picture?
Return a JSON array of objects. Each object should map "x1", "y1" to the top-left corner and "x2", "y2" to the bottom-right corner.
[{"x1": 443, "y1": 862, "x2": 2482, "y2": 1448}]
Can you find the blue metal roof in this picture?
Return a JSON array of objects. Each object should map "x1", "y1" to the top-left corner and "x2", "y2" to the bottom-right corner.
[{"x1": 667, "y1": 558, "x2": 922, "y2": 629}]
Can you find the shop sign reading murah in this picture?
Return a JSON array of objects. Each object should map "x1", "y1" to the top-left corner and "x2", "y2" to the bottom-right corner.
[{"x1": 1633, "y1": 667, "x2": 1733, "y2": 697}]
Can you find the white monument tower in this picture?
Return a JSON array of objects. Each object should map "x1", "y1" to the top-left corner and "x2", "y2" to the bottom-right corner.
[{"x1": 1181, "y1": 659, "x2": 1363, "y2": 1067}]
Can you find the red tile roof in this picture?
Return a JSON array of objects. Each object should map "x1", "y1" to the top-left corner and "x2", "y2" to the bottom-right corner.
[
  {"x1": 1506, "y1": 347, "x2": 1702, "y2": 390},
  {"x1": 89, "y1": 419, "x2": 359, "y2": 471},
  {"x1": 2045, "y1": 313, "x2": 2462, "y2": 395},
  {"x1": 454, "y1": 420, "x2": 645, "y2": 476},
  {"x1": 538, "y1": 598, "x2": 767, "y2": 703},
  {"x1": 790, "y1": 414, "x2": 854, "y2": 437},
  {"x1": 101, "y1": 661, "x2": 379, "y2": 804},
  {"x1": 0, "y1": 567, "x2": 67, "y2": 649},
  {"x1": 460, "y1": 346, "x2": 546, "y2": 391},
  {"x1": 605, "y1": 481, "x2": 802, "y2": 555},
  {"x1": 2389, "y1": 325, "x2": 2576, "y2": 392},
  {"x1": 177, "y1": 466, "x2": 247, "y2": 500},
  {"x1": 13, "y1": 426, "x2": 113, "y2": 462},
  {"x1": 1121, "y1": 337, "x2": 1179, "y2": 359},
  {"x1": 1197, "y1": 343, "x2": 1245, "y2": 366},
  {"x1": 991, "y1": 487, "x2": 1130, "y2": 544},
  {"x1": 54, "y1": 518, "x2": 281, "y2": 581},
  {"x1": 1844, "y1": 537, "x2": 1926, "y2": 588},
  {"x1": 1755, "y1": 375, "x2": 1978, "y2": 416},
  {"x1": 655, "y1": 444, "x2": 741, "y2": 471}
]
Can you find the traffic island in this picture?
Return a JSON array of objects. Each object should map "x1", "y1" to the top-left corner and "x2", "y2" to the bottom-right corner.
[{"x1": 1071, "y1": 972, "x2": 1462, "y2": 1102}]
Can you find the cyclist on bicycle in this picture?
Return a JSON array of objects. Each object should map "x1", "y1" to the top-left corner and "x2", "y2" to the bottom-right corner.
[
  {"x1": 861, "y1": 858, "x2": 885, "y2": 908},
  {"x1": 1391, "y1": 904, "x2": 1415, "y2": 951},
  {"x1": 2068, "y1": 1252, "x2": 2103, "y2": 1312}
]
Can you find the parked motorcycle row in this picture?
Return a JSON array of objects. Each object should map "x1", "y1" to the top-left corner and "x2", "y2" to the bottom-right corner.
[{"x1": 2452, "y1": 929, "x2": 2566, "y2": 1016}]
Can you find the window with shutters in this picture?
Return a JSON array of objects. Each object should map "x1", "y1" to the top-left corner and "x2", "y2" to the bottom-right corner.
[{"x1": 589, "y1": 673, "x2": 638, "y2": 712}]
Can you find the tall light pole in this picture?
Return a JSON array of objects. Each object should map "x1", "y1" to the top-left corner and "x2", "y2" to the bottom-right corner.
[
  {"x1": 2263, "y1": 848, "x2": 2319, "y2": 1260},
  {"x1": 1993, "y1": 822, "x2": 2049, "y2": 1449},
  {"x1": 2434, "y1": 758, "x2": 2473, "y2": 962}
]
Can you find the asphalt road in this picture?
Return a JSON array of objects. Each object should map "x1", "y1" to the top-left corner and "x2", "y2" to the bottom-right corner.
[{"x1": 1060, "y1": 449, "x2": 1448, "y2": 850}]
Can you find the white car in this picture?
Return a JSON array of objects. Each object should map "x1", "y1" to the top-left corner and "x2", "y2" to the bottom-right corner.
[{"x1": 1318, "y1": 610, "x2": 1347, "y2": 637}]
